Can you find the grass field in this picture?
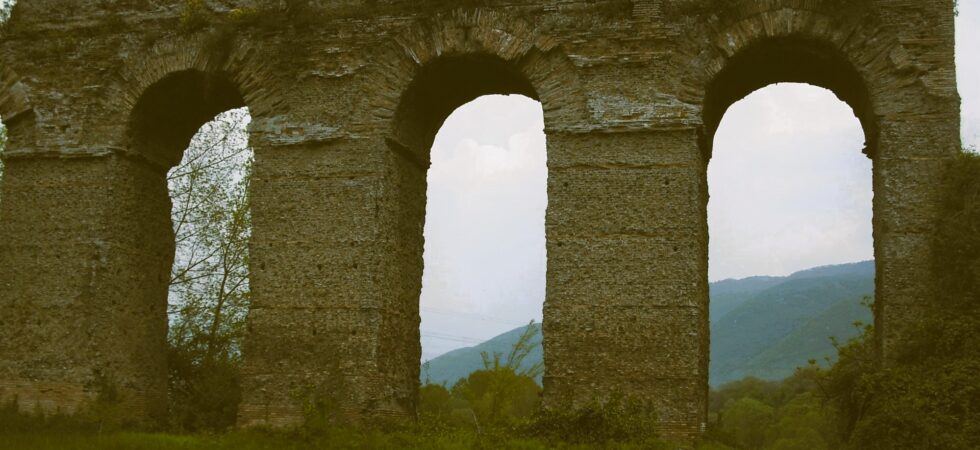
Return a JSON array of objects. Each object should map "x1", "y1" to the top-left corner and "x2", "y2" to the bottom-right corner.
[{"x1": 0, "y1": 429, "x2": 679, "y2": 450}]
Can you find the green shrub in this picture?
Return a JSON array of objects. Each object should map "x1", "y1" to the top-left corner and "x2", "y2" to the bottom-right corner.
[
  {"x1": 451, "y1": 368, "x2": 541, "y2": 428},
  {"x1": 529, "y1": 395, "x2": 662, "y2": 445},
  {"x1": 179, "y1": 0, "x2": 211, "y2": 33},
  {"x1": 816, "y1": 151, "x2": 980, "y2": 450}
]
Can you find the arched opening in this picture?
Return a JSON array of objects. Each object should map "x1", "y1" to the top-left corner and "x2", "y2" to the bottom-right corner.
[
  {"x1": 703, "y1": 39, "x2": 877, "y2": 446},
  {"x1": 419, "y1": 94, "x2": 547, "y2": 387},
  {"x1": 129, "y1": 70, "x2": 250, "y2": 430},
  {"x1": 389, "y1": 54, "x2": 547, "y2": 419},
  {"x1": 166, "y1": 108, "x2": 252, "y2": 431}
]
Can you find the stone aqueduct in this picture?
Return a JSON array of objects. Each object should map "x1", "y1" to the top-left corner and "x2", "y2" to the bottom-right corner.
[{"x1": 0, "y1": 0, "x2": 961, "y2": 441}]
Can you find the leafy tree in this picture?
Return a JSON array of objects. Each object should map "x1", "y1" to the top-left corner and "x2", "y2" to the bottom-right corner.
[
  {"x1": 814, "y1": 152, "x2": 980, "y2": 450},
  {"x1": 765, "y1": 393, "x2": 835, "y2": 450},
  {"x1": 418, "y1": 383, "x2": 455, "y2": 419},
  {"x1": 718, "y1": 397, "x2": 773, "y2": 449},
  {"x1": 0, "y1": 0, "x2": 13, "y2": 24},
  {"x1": 166, "y1": 108, "x2": 252, "y2": 431},
  {"x1": 450, "y1": 321, "x2": 543, "y2": 427}
]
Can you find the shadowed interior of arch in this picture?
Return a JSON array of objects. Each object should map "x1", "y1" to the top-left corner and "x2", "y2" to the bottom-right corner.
[
  {"x1": 702, "y1": 37, "x2": 878, "y2": 159},
  {"x1": 392, "y1": 54, "x2": 540, "y2": 156},
  {"x1": 130, "y1": 70, "x2": 245, "y2": 169}
]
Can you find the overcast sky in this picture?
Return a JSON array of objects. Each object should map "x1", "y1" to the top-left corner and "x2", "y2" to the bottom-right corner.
[{"x1": 420, "y1": 5, "x2": 980, "y2": 360}]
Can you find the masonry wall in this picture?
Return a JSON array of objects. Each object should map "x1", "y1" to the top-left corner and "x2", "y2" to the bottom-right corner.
[{"x1": 0, "y1": 0, "x2": 960, "y2": 442}]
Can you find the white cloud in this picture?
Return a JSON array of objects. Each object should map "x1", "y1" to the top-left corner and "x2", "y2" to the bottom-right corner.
[
  {"x1": 420, "y1": 95, "x2": 547, "y2": 361},
  {"x1": 708, "y1": 83, "x2": 874, "y2": 281}
]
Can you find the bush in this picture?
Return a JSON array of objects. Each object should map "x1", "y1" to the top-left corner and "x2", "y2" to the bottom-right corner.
[
  {"x1": 529, "y1": 395, "x2": 662, "y2": 445},
  {"x1": 179, "y1": 0, "x2": 210, "y2": 32},
  {"x1": 817, "y1": 151, "x2": 980, "y2": 450},
  {"x1": 451, "y1": 368, "x2": 541, "y2": 428},
  {"x1": 168, "y1": 351, "x2": 242, "y2": 432}
]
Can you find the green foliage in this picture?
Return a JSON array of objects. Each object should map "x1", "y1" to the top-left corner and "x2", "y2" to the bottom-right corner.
[
  {"x1": 0, "y1": 401, "x2": 98, "y2": 435},
  {"x1": 167, "y1": 109, "x2": 253, "y2": 432},
  {"x1": 418, "y1": 321, "x2": 666, "y2": 446},
  {"x1": 530, "y1": 395, "x2": 661, "y2": 446},
  {"x1": 702, "y1": 366, "x2": 841, "y2": 449},
  {"x1": 451, "y1": 367, "x2": 541, "y2": 428},
  {"x1": 167, "y1": 354, "x2": 241, "y2": 432},
  {"x1": 820, "y1": 152, "x2": 980, "y2": 450},
  {"x1": 711, "y1": 264, "x2": 874, "y2": 385},
  {"x1": 227, "y1": 7, "x2": 261, "y2": 25},
  {"x1": 423, "y1": 323, "x2": 544, "y2": 387},
  {"x1": 420, "y1": 322, "x2": 544, "y2": 430},
  {"x1": 419, "y1": 384, "x2": 455, "y2": 419},
  {"x1": 179, "y1": 0, "x2": 210, "y2": 33},
  {"x1": 765, "y1": 393, "x2": 835, "y2": 450},
  {"x1": 0, "y1": 372, "x2": 136, "y2": 435},
  {"x1": 719, "y1": 398, "x2": 773, "y2": 449},
  {"x1": 81, "y1": 371, "x2": 131, "y2": 431}
]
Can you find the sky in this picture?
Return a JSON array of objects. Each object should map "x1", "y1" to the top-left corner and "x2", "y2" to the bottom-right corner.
[
  {"x1": 419, "y1": 4, "x2": 980, "y2": 360},
  {"x1": 0, "y1": 0, "x2": 11, "y2": 23},
  {"x1": 420, "y1": 96, "x2": 548, "y2": 360}
]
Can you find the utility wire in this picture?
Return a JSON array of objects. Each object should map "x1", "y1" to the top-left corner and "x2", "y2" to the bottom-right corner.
[{"x1": 420, "y1": 306, "x2": 530, "y2": 328}]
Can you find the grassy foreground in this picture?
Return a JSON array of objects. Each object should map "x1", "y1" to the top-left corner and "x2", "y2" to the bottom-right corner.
[{"x1": 0, "y1": 429, "x2": 676, "y2": 450}]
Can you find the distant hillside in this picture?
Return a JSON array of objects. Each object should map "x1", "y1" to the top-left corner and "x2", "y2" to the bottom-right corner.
[
  {"x1": 710, "y1": 261, "x2": 874, "y2": 385},
  {"x1": 709, "y1": 276, "x2": 785, "y2": 320},
  {"x1": 422, "y1": 323, "x2": 542, "y2": 387},
  {"x1": 422, "y1": 261, "x2": 874, "y2": 388}
]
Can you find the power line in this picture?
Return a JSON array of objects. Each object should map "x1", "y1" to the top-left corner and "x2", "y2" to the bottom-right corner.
[
  {"x1": 421, "y1": 331, "x2": 485, "y2": 345},
  {"x1": 420, "y1": 306, "x2": 530, "y2": 328}
]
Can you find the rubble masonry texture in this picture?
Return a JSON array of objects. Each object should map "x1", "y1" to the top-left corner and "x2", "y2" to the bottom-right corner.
[{"x1": 0, "y1": 0, "x2": 961, "y2": 443}]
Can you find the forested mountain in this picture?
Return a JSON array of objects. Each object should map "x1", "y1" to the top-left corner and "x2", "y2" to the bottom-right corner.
[
  {"x1": 710, "y1": 260, "x2": 874, "y2": 385},
  {"x1": 423, "y1": 261, "x2": 874, "y2": 387}
]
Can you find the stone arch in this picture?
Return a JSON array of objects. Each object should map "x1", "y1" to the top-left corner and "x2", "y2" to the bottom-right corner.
[
  {"x1": 114, "y1": 34, "x2": 283, "y2": 166},
  {"x1": 683, "y1": 1, "x2": 953, "y2": 386},
  {"x1": 127, "y1": 69, "x2": 246, "y2": 170},
  {"x1": 681, "y1": 2, "x2": 923, "y2": 159},
  {"x1": 701, "y1": 36, "x2": 877, "y2": 158},
  {"x1": 377, "y1": 8, "x2": 587, "y2": 152},
  {"x1": 368, "y1": 8, "x2": 582, "y2": 415},
  {"x1": 93, "y1": 33, "x2": 272, "y2": 422}
]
